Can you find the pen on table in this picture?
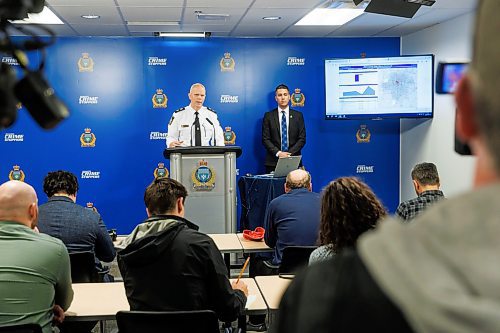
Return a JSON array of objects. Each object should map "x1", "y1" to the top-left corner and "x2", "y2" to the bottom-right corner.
[{"x1": 236, "y1": 257, "x2": 250, "y2": 284}]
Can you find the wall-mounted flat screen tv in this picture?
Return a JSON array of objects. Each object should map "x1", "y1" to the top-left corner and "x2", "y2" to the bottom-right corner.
[
  {"x1": 435, "y1": 62, "x2": 468, "y2": 94},
  {"x1": 325, "y1": 55, "x2": 434, "y2": 120}
]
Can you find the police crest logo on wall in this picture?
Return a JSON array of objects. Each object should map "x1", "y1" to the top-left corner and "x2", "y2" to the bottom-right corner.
[
  {"x1": 291, "y1": 88, "x2": 305, "y2": 107},
  {"x1": 192, "y1": 160, "x2": 216, "y2": 191},
  {"x1": 220, "y1": 52, "x2": 235, "y2": 72},
  {"x1": 154, "y1": 162, "x2": 169, "y2": 179},
  {"x1": 78, "y1": 53, "x2": 94, "y2": 72},
  {"x1": 9, "y1": 165, "x2": 25, "y2": 182},
  {"x1": 80, "y1": 128, "x2": 96, "y2": 147},
  {"x1": 152, "y1": 89, "x2": 168, "y2": 108},
  {"x1": 356, "y1": 125, "x2": 371, "y2": 143},
  {"x1": 224, "y1": 127, "x2": 236, "y2": 145}
]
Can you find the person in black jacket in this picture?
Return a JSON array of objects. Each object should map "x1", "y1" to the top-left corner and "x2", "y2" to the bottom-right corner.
[{"x1": 118, "y1": 178, "x2": 248, "y2": 323}]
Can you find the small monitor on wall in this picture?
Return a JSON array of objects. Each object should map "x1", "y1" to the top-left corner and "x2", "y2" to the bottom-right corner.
[
  {"x1": 325, "y1": 55, "x2": 434, "y2": 120},
  {"x1": 435, "y1": 62, "x2": 468, "y2": 94}
]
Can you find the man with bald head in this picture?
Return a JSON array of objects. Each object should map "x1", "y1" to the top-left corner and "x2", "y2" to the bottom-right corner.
[
  {"x1": 167, "y1": 83, "x2": 225, "y2": 147},
  {"x1": 248, "y1": 169, "x2": 320, "y2": 330},
  {"x1": 263, "y1": 169, "x2": 320, "y2": 267},
  {"x1": 0, "y1": 181, "x2": 73, "y2": 333}
]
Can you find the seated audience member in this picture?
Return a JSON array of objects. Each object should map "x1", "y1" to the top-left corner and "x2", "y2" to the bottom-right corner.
[
  {"x1": 276, "y1": 2, "x2": 500, "y2": 332},
  {"x1": 396, "y1": 162, "x2": 445, "y2": 221},
  {"x1": 0, "y1": 180, "x2": 73, "y2": 333},
  {"x1": 37, "y1": 170, "x2": 116, "y2": 280},
  {"x1": 309, "y1": 177, "x2": 386, "y2": 265},
  {"x1": 248, "y1": 169, "x2": 320, "y2": 331},
  {"x1": 263, "y1": 169, "x2": 321, "y2": 268},
  {"x1": 117, "y1": 178, "x2": 248, "y2": 323}
]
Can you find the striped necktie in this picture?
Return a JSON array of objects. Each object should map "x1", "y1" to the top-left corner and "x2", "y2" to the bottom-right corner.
[{"x1": 281, "y1": 110, "x2": 288, "y2": 152}]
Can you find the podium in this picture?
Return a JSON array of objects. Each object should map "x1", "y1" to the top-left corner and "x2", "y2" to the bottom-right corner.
[{"x1": 164, "y1": 147, "x2": 242, "y2": 234}]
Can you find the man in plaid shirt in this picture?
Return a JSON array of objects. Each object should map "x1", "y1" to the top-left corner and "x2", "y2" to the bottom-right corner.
[{"x1": 396, "y1": 162, "x2": 445, "y2": 221}]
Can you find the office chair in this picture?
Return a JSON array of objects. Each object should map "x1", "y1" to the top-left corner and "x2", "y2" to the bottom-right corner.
[
  {"x1": 116, "y1": 310, "x2": 220, "y2": 333},
  {"x1": 278, "y1": 246, "x2": 317, "y2": 275},
  {"x1": 69, "y1": 251, "x2": 108, "y2": 283},
  {"x1": 0, "y1": 324, "x2": 42, "y2": 333}
]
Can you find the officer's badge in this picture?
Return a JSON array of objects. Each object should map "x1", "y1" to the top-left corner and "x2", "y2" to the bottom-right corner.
[
  {"x1": 9, "y1": 165, "x2": 25, "y2": 182},
  {"x1": 78, "y1": 53, "x2": 94, "y2": 72},
  {"x1": 223, "y1": 127, "x2": 236, "y2": 145},
  {"x1": 220, "y1": 52, "x2": 235, "y2": 72},
  {"x1": 291, "y1": 88, "x2": 305, "y2": 107},
  {"x1": 80, "y1": 128, "x2": 96, "y2": 147},
  {"x1": 152, "y1": 89, "x2": 168, "y2": 108},
  {"x1": 154, "y1": 162, "x2": 169, "y2": 179},
  {"x1": 192, "y1": 160, "x2": 216, "y2": 191},
  {"x1": 16, "y1": 102, "x2": 22, "y2": 110},
  {"x1": 356, "y1": 125, "x2": 371, "y2": 143}
]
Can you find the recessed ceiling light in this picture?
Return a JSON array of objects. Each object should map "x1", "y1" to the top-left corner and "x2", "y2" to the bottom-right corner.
[
  {"x1": 295, "y1": 8, "x2": 363, "y2": 26},
  {"x1": 10, "y1": 6, "x2": 64, "y2": 25},
  {"x1": 81, "y1": 15, "x2": 100, "y2": 19},
  {"x1": 262, "y1": 16, "x2": 281, "y2": 21}
]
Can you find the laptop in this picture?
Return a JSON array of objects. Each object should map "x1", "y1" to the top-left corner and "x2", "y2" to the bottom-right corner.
[{"x1": 273, "y1": 155, "x2": 302, "y2": 177}]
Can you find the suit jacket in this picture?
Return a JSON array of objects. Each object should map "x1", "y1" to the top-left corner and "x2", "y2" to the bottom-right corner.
[
  {"x1": 262, "y1": 108, "x2": 306, "y2": 168},
  {"x1": 38, "y1": 196, "x2": 116, "y2": 267}
]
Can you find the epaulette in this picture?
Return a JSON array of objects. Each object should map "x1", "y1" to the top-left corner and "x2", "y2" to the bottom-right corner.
[
  {"x1": 206, "y1": 107, "x2": 217, "y2": 114},
  {"x1": 174, "y1": 107, "x2": 185, "y2": 113},
  {"x1": 168, "y1": 116, "x2": 175, "y2": 126}
]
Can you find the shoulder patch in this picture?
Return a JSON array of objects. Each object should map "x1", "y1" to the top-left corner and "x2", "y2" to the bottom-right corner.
[
  {"x1": 174, "y1": 107, "x2": 185, "y2": 113},
  {"x1": 206, "y1": 107, "x2": 216, "y2": 114}
]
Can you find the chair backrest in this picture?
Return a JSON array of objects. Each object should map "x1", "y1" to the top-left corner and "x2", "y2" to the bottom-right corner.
[
  {"x1": 0, "y1": 324, "x2": 42, "y2": 333},
  {"x1": 116, "y1": 310, "x2": 220, "y2": 333},
  {"x1": 69, "y1": 251, "x2": 99, "y2": 283},
  {"x1": 279, "y1": 246, "x2": 317, "y2": 275}
]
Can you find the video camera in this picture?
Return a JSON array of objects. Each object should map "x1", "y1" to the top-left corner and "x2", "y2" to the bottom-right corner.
[{"x1": 0, "y1": 0, "x2": 69, "y2": 130}]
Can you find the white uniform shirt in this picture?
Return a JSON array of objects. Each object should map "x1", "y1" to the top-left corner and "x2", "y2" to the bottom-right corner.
[{"x1": 167, "y1": 105, "x2": 225, "y2": 147}]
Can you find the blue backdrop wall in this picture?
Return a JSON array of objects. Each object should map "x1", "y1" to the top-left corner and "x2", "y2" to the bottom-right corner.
[{"x1": 1, "y1": 36, "x2": 400, "y2": 233}]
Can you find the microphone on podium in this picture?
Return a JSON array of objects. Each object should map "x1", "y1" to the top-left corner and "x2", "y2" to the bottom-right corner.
[{"x1": 205, "y1": 118, "x2": 216, "y2": 146}]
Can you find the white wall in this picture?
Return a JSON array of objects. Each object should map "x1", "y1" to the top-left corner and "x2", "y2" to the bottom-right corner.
[{"x1": 400, "y1": 12, "x2": 476, "y2": 202}]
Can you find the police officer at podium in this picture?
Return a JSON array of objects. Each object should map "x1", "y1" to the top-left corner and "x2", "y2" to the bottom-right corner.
[{"x1": 167, "y1": 83, "x2": 225, "y2": 147}]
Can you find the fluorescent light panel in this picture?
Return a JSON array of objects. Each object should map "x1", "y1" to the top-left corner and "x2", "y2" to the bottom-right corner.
[
  {"x1": 11, "y1": 6, "x2": 64, "y2": 25},
  {"x1": 295, "y1": 8, "x2": 364, "y2": 26},
  {"x1": 156, "y1": 32, "x2": 206, "y2": 38}
]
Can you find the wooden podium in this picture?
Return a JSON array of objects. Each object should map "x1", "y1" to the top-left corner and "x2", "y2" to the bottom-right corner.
[{"x1": 164, "y1": 147, "x2": 242, "y2": 234}]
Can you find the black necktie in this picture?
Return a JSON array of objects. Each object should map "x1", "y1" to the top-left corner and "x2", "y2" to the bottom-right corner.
[{"x1": 194, "y1": 111, "x2": 202, "y2": 146}]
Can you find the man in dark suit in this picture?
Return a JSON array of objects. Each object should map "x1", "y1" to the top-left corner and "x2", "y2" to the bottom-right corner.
[{"x1": 262, "y1": 84, "x2": 306, "y2": 173}]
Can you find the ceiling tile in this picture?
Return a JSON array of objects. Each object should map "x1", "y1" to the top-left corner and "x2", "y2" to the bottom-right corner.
[
  {"x1": 186, "y1": 0, "x2": 254, "y2": 8},
  {"x1": 120, "y1": 7, "x2": 183, "y2": 22},
  {"x1": 51, "y1": 6, "x2": 123, "y2": 24},
  {"x1": 71, "y1": 24, "x2": 129, "y2": 36},
  {"x1": 117, "y1": 0, "x2": 184, "y2": 5},
  {"x1": 239, "y1": 8, "x2": 310, "y2": 26},
  {"x1": 48, "y1": 0, "x2": 116, "y2": 6},
  {"x1": 280, "y1": 26, "x2": 336, "y2": 37},
  {"x1": 252, "y1": 0, "x2": 322, "y2": 9},
  {"x1": 182, "y1": 7, "x2": 246, "y2": 25}
]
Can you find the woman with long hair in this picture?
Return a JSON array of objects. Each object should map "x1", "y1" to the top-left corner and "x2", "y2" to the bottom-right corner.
[{"x1": 309, "y1": 177, "x2": 387, "y2": 264}]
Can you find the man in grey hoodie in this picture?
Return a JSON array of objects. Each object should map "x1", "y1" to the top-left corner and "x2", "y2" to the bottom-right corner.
[{"x1": 277, "y1": 1, "x2": 500, "y2": 332}]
